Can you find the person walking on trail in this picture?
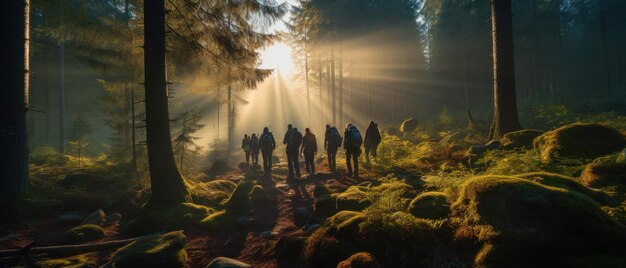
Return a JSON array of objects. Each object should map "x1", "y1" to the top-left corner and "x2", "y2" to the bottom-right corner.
[
  {"x1": 287, "y1": 127, "x2": 303, "y2": 178},
  {"x1": 326, "y1": 125, "x2": 342, "y2": 171},
  {"x1": 283, "y1": 124, "x2": 296, "y2": 178},
  {"x1": 364, "y1": 121, "x2": 382, "y2": 163},
  {"x1": 301, "y1": 128, "x2": 318, "y2": 175},
  {"x1": 259, "y1": 127, "x2": 276, "y2": 176},
  {"x1": 250, "y1": 133, "x2": 260, "y2": 166},
  {"x1": 344, "y1": 123, "x2": 363, "y2": 177},
  {"x1": 242, "y1": 134, "x2": 251, "y2": 164}
]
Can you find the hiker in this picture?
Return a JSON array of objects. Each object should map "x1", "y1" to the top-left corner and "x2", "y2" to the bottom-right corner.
[
  {"x1": 250, "y1": 133, "x2": 260, "y2": 166},
  {"x1": 344, "y1": 123, "x2": 363, "y2": 177},
  {"x1": 326, "y1": 125, "x2": 342, "y2": 171},
  {"x1": 288, "y1": 127, "x2": 303, "y2": 178},
  {"x1": 364, "y1": 121, "x2": 382, "y2": 163},
  {"x1": 259, "y1": 127, "x2": 276, "y2": 176},
  {"x1": 242, "y1": 134, "x2": 251, "y2": 164},
  {"x1": 283, "y1": 124, "x2": 298, "y2": 178},
  {"x1": 300, "y1": 128, "x2": 318, "y2": 174}
]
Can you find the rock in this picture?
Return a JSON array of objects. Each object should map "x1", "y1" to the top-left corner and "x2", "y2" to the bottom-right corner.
[
  {"x1": 387, "y1": 127, "x2": 400, "y2": 136},
  {"x1": 581, "y1": 154, "x2": 626, "y2": 188},
  {"x1": 313, "y1": 185, "x2": 331, "y2": 198},
  {"x1": 58, "y1": 212, "x2": 83, "y2": 225},
  {"x1": 328, "y1": 211, "x2": 367, "y2": 237},
  {"x1": 237, "y1": 162, "x2": 249, "y2": 170},
  {"x1": 34, "y1": 255, "x2": 91, "y2": 268},
  {"x1": 82, "y1": 209, "x2": 106, "y2": 226},
  {"x1": 275, "y1": 235, "x2": 306, "y2": 259},
  {"x1": 205, "y1": 257, "x2": 250, "y2": 268},
  {"x1": 500, "y1": 129, "x2": 544, "y2": 150},
  {"x1": 336, "y1": 187, "x2": 372, "y2": 211},
  {"x1": 314, "y1": 194, "x2": 337, "y2": 215},
  {"x1": 407, "y1": 192, "x2": 450, "y2": 219},
  {"x1": 224, "y1": 181, "x2": 254, "y2": 211},
  {"x1": 453, "y1": 175, "x2": 626, "y2": 267},
  {"x1": 400, "y1": 118, "x2": 419, "y2": 132},
  {"x1": 516, "y1": 172, "x2": 611, "y2": 204},
  {"x1": 468, "y1": 140, "x2": 502, "y2": 155},
  {"x1": 272, "y1": 155, "x2": 280, "y2": 164},
  {"x1": 63, "y1": 224, "x2": 106, "y2": 244},
  {"x1": 294, "y1": 207, "x2": 312, "y2": 222},
  {"x1": 201, "y1": 210, "x2": 234, "y2": 231},
  {"x1": 534, "y1": 123, "x2": 626, "y2": 162},
  {"x1": 337, "y1": 252, "x2": 380, "y2": 268},
  {"x1": 110, "y1": 231, "x2": 187, "y2": 268},
  {"x1": 106, "y1": 213, "x2": 122, "y2": 224}
]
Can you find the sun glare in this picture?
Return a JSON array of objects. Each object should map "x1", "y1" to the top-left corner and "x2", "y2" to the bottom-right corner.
[{"x1": 259, "y1": 42, "x2": 294, "y2": 73}]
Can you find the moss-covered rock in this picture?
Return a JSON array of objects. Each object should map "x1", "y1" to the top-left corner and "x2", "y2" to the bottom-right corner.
[
  {"x1": 34, "y1": 255, "x2": 90, "y2": 268},
  {"x1": 359, "y1": 211, "x2": 439, "y2": 267},
  {"x1": 407, "y1": 192, "x2": 450, "y2": 219},
  {"x1": 500, "y1": 129, "x2": 544, "y2": 150},
  {"x1": 516, "y1": 172, "x2": 612, "y2": 204},
  {"x1": 125, "y1": 203, "x2": 214, "y2": 234},
  {"x1": 302, "y1": 227, "x2": 357, "y2": 268},
  {"x1": 328, "y1": 211, "x2": 367, "y2": 237},
  {"x1": 386, "y1": 127, "x2": 400, "y2": 136},
  {"x1": 109, "y1": 231, "x2": 187, "y2": 268},
  {"x1": 313, "y1": 184, "x2": 331, "y2": 198},
  {"x1": 200, "y1": 210, "x2": 240, "y2": 232},
  {"x1": 189, "y1": 179, "x2": 237, "y2": 207},
  {"x1": 314, "y1": 194, "x2": 337, "y2": 215},
  {"x1": 337, "y1": 252, "x2": 380, "y2": 268},
  {"x1": 275, "y1": 234, "x2": 307, "y2": 259},
  {"x1": 534, "y1": 123, "x2": 626, "y2": 162},
  {"x1": 582, "y1": 154, "x2": 626, "y2": 188},
  {"x1": 249, "y1": 184, "x2": 269, "y2": 210},
  {"x1": 62, "y1": 224, "x2": 106, "y2": 244},
  {"x1": 205, "y1": 257, "x2": 251, "y2": 268},
  {"x1": 224, "y1": 181, "x2": 254, "y2": 212},
  {"x1": 336, "y1": 186, "x2": 372, "y2": 211},
  {"x1": 452, "y1": 175, "x2": 626, "y2": 267},
  {"x1": 400, "y1": 118, "x2": 419, "y2": 132}
]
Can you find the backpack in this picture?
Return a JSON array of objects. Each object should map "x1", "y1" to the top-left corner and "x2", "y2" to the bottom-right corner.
[
  {"x1": 348, "y1": 127, "x2": 363, "y2": 149},
  {"x1": 329, "y1": 128, "x2": 342, "y2": 148},
  {"x1": 260, "y1": 133, "x2": 274, "y2": 150}
]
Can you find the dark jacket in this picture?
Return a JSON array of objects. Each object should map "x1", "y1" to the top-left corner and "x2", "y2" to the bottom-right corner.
[
  {"x1": 324, "y1": 128, "x2": 330, "y2": 150},
  {"x1": 250, "y1": 136, "x2": 259, "y2": 152},
  {"x1": 290, "y1": 130, "x2": 303, "y2": 151},
  {"x1": 259, "y1": 132, "x2": 276, "y2": 151},
  {"x1": 301, "y1": 132, "x2": 318, "y2": 154},
  {"x1": 283, "y1": 129, "x2": 293, "y2": 148},
  {"x1": 364, "y1": 124, "x2": 382, "y2": 147},
  {"x1": 242, "y1": 137, "x2": 251, "y2": 151}
]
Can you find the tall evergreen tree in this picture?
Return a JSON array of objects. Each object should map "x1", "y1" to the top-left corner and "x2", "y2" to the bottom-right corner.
[{"x1": 0, "y1": 0, "x2": 30, "y2": 196}]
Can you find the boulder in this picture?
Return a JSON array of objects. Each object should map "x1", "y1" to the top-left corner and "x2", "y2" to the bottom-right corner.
[
  {"x1": 581, "y1": 154, "x2": 626, "y2": 188},
  {"x1": 62, "y1": 224, "x2": 106, "y2": 244},
  {"x1": 400, "y1": 118, "x2": 419, "y2": 132},
  {"x1": 337, "y1": 252, "x2": 380, "y2": 268},
  {"x1": 272, "y1": 155, "x2": 280, "y2": 164},
  {"x1": 328, "y1": 211, "x2": 366, "y2": 237},
  {"x1": 500, "y1": 129, "x2": 544, "y2": 150},
  {"x1": 314, "y1": 194, "x2": 337, "y2": 215},
  {"x1": 58, "y1": 212, "x2": 83, "y2": 225},
  {"x1": 106, "y1": 213, "x2": 123, "y2": 224},
  {"x1": 336, "y1": 187, "x2": 372, "y2": 211},
  {"x1": 534, "y1": 123, "x2": 626, "y2": 162},
  {"x1": 452, "y1": 175, "x2": 626, "y2": 267},
  {"x1": 34, "y1": 255, "x2": 90, "y2": 268},
  {"x1": 516, "y1": 172, "x2": 611, "y2": 204},
  {"x1": 275, "y1": 235, "x2": 307, "y2": 259},
  {"x1": 205, "y1": 257, "x2": 250, "y2": 268},
  {"x1": 82, "y1": 209, "x2": 106, "y2": 226},
  {"x1": 110, "y1": 231, "x2": 187, "y2": 268},
  {"x1": 313, "y1": 185, "x2": 331, "y2": 198},
  {"x1": 407, "y1": 192, "x2": 450, "y2": 219},
  {"x1": 295, "y1": 207, "x2": 312, "y2": 222},
  {"x1": 224, "y1": 182, "x2": 254, "y2": 211}
]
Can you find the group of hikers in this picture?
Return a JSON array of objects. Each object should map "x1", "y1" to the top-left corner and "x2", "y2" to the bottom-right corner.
[{"x1": 241, "y1": 121, "x2": 382, "y2": 178}]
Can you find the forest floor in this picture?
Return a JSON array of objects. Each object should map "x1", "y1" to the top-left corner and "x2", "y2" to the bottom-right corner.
[{"x1": 0, "y1": 156, "x2": 372, "y2": 268}]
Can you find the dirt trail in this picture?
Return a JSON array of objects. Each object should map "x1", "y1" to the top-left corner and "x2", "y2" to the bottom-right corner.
[{"x1": 185, "y1": 162, "x2": 364, "y2": 267}]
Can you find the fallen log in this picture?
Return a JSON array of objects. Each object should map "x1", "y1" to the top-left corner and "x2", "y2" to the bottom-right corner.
[{"x1": 0, "y1": 235, "x2": 148, "y2": 258}]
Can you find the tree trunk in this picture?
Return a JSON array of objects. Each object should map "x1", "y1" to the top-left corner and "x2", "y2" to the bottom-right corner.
[
  {"x1": 330, "y1": 47, "x2": 336, "y2": 127},
  {"x1": 0, "y1": 0, "x2": 29, "y2": 196},
  {"x1": 318, "y1": 55, "x2": 323, "y2": 126},
  {"x1": 488, "y1": 0, "x2": 522, "y2": 140},
  {"x1": 599, "y1": 8, "x2": 612, "y2": 97},
  {"x1": 338, "y1": 50, "x2": 343, "y2": 126},
  {"x1": 143, "y1": 0, "x2": 191, "y2": 206},
  {"x1": 59, "y1": 44, "x2": 66, "y2": 152},
  {"x1": 304, "y1": 31, "x2": 311, "y2": 126}
]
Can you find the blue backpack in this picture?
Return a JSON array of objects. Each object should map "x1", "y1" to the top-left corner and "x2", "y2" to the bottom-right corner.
[{"x1": 349, "y1": 127, "x2": 363, "y2": 149}]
